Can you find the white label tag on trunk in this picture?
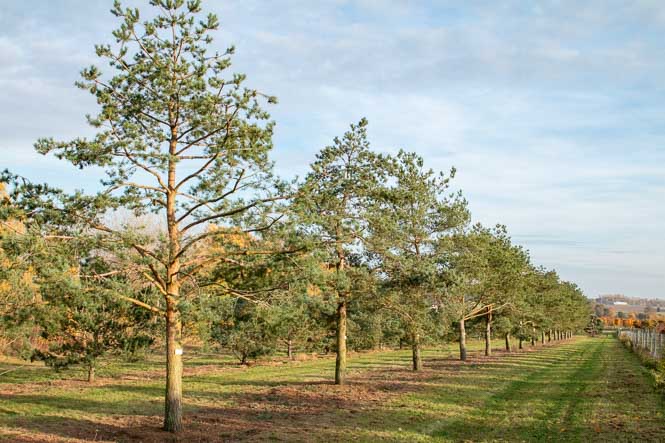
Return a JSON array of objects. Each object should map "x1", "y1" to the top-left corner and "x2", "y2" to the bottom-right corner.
[{"x1": 175, "y1": 348, "x2": 183, "y2": 355}]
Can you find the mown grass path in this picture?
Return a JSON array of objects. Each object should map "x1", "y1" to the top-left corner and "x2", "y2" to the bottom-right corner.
[
  {"x1": 1, "y1": 337, "x2": 664, "y2": 442},
  {"x1": 417, "y1": 337, "x2": 665, "y2": 442}
]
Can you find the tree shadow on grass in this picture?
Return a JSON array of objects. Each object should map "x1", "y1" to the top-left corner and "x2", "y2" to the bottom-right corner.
[
  {"x1": 2, "y1": 348, "x2": 558, "y2": 442},
  {"x1": 8, "y1": 415, "x2": 171, "y2": 443},
  {"x1": 7, "y1": 339, "x2": 660, "y2": 442},
  {"x1": 0, "y1": 392, "x2": 160, "y2": 417},
  {"x1": 5, "y1": 389, "x2": 387, "y2": 443}
]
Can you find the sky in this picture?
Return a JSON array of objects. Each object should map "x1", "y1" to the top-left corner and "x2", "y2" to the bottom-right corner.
[{"x1": 1, "y1": 1, "x2": 664, "y2": 298}]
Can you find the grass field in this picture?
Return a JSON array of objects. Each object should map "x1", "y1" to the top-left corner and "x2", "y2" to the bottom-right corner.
[{"x1": 1, "y1": 337, "x2": 664, "y2": 442}]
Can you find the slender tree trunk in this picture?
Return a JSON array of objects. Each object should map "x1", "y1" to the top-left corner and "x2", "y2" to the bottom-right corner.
[
  {"x1": 505, "y1": 332, "x2": 512, "y2": 352},
  {"x1": 519, "y1": 337, "x2": 523, "y2": 350},
  {"x1": 548, "y1": 329, "x2": 552, "y2": 342},
  {"x1": 459, "y1": 318, "x2": 467, "y2": 361},
  {"x1": 287, "y1": 339, "x2": 293, "y2": 360},
  {"x1": 164, "y1": 300, "x2": 183, "y2": 432},
  {"x1": 163, "y1": 122, "x2": 183, "y2": 433},
  {"x1": 541, "y1": 330, "x2": 545, "y2": 345},
  {"x1": 335, "y1": 297, "x2": 347, "y2": 385},
  {"x1": 531, "y1": 327, "x2": 536, "y2": 346},
  {"x1": 412, "y1": 332, "x2": 422, "y2": 371},
  {"x1": 87, "y1": 362, "x2": 95, "y2": 383},
  {"x1": 485, "y1": 311, "x2": 492, "y2": 357}
]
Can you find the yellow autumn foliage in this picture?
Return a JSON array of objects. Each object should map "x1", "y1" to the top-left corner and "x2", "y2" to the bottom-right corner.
[
  {"x1": 0, "y1": 281, "x2": 11, "y2": 293},
  {"x1": 207, "y1": 224, "x2": 253, "y2": 249},
  {"x1": 306, "y1": 283, "x2": 322, "y2": 297}
]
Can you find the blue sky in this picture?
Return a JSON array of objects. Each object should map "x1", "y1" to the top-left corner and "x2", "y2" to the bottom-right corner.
[{"x1": 1, "y1": 1, "x2": 664, "y2": 298}]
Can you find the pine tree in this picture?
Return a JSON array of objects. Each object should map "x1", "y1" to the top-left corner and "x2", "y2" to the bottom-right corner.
[
  {"x1": 370, "y1": 150, "x2": 468, "y2": 370},
  {"x1": 3, "y1": 0, "x2": 282, "y2": 432},
  {"x1": 439, "y1": 225, "x2": 528, "y2": 360},
  {"x1": 295, "y1": 119, "x2": 387, "y2": 385}
]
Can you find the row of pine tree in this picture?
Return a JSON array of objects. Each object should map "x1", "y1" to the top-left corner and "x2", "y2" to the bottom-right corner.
[{"x1": 0, "y1": 0, "x2": 590, "y2": 432}]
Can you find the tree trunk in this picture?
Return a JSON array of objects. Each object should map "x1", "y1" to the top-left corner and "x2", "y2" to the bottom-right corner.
[
  {"x1": 459, "y1": 318, "x2": 467, "y2": 361},
  {"x1": 412, "y1": 332, "x2": 422, "y2": 371},
  {"x1": 287, "y1": 339, "x2": 293, "y2": 360},
  {"x1": 531, "y1": 327, "x2": 536, "y2": 346},
  {"x1": 505, "y1": 332, "x2": 512, "y2": 352},
  {"x1": 485, "y1": 311, "x2": 492, "y2": 357},
  {"x1": 519, "y1": 337, "x2": 523, "y2": 350},
  {"x1": 164, "y1": 302, "x2": 183, "y2": 433},
  {"x1": 87, "y1": 363, "x2": 95, "y2": 383},
  {"x1": 541, "y1": 330, "x2": 545, "y2": 345},
  {"x1": 335, "y1": 297, "x2": 347, "y2": 385},
  {"x1": 548, "y1": 329, "x2": 552, "y2": 342},
  {"x1": 163, "y1": 127, "x2": 183, "y2": 433}
]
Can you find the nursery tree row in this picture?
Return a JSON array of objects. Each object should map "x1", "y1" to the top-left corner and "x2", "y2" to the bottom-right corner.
[{"x1": 0, "y1": 0, "x2": 590, "y2": 433}]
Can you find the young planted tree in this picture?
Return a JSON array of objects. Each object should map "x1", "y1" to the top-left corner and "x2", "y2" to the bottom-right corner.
[
  {"x1": 33, "y1": 266, "x2": 157, "y2": 383},
  {"x1": 476, "y1": 227, "x2": 531, "y2": 357},
  {"x1": 4, "y1": 0, "x2": 283, "y2": 432},
  {"x1": 211, "y1": 298, "x2": 277, "y2": 364},
  {"x1": 271, "y1": 294, "x2": 327, "y2": 359},
  {"x1": 520, "y1": 267, "x2": 558, "y2": 347},
  {"x1": 0, "y1": 217, "x2": 158, "y2": 381},
  {"x1": 296, "y1": 119, "x2": 386, "y2": 385},
  {"x1": 370, "y1": 150, "x2": 468, "y2": 370},
  {"x1": 439, "y1": 225, "x2": 524, "y2": 360},
  {"x1": 200, "y1": 224, "x2": 310, "y2": 361},
  {"x1": 552, "y1": 280, "x2": 590, "y2": 337}
]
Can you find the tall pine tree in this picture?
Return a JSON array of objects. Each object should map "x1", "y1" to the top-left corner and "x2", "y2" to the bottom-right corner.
[
  {"x1": 296, "y1": 119, "x2": 387, "y2": 385},
  {"x1": 4, "y1": 0, "x2": 283, "y2": 432}
]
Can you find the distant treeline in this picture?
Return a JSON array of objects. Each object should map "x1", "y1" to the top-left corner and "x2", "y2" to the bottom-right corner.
[{"x1": 596, "y1": 295, "x2": 665, "y2": 308}]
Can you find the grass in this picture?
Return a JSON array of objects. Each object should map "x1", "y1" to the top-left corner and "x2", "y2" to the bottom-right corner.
[{"x1": 1, "y1": 337, "x2": 664, "y2": 442}]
